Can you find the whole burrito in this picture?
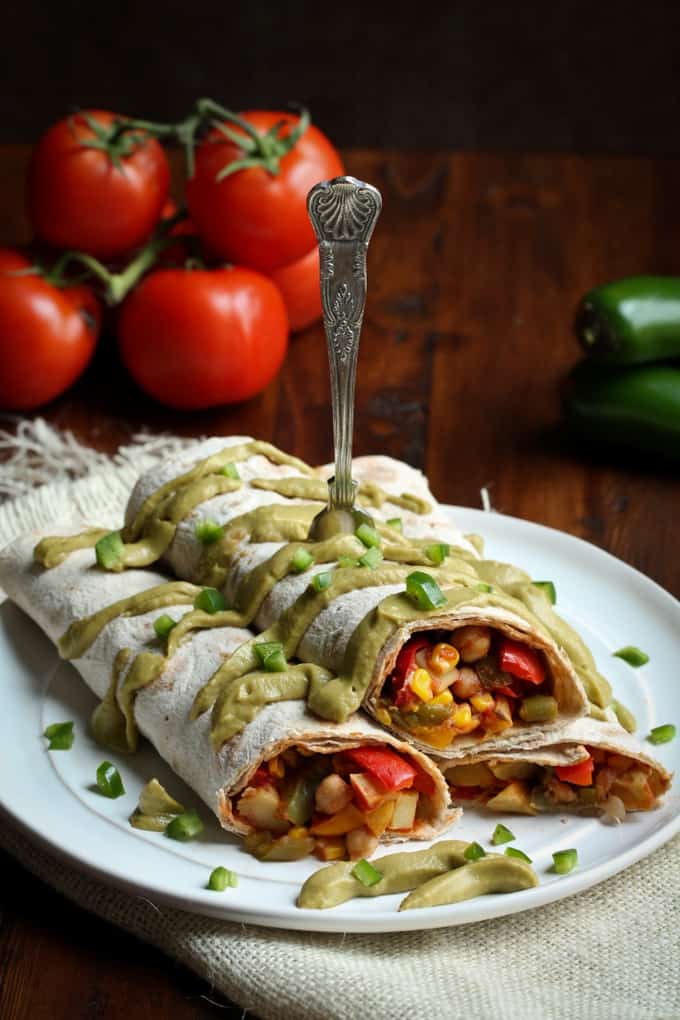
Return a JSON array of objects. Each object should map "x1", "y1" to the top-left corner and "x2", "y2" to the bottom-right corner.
[
  {"x1": 439, "y1": 713, "x2": 672, "y2": 819},
  {"x1": 34, "y1": 439, "x2": 596, "y2": 758},
  {"x1": 0, "y1": 530, "x2": 456, "y2": 863}
]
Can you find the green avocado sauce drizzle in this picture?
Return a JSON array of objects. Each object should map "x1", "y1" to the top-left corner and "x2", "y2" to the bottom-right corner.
[{"x1": 38, "y1": 441, "x2": 611, "y2": 753}]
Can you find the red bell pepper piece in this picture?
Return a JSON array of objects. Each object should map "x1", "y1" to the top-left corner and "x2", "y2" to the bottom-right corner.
[
  {"x1": 395, "y1": 636, "x2": 432, "y2": 679},
  {"x1": 249, "y1": 766, "x2": 272, "y2": 788},
  {"x1": 498, "y1": 639, "x2": 545, "y2": 686},
  {"x1": 495, "y1": 684, "x2": 521, "y2": 699},
  {"x1": 555, "y1": 756, "x2": 594, "y2": 787},
  {"x1": 392, "y1": 636, "x2": 433, "y2": 706},
  {"x1": 411, "y1": 768, "x2": 436, "y2": 796},
  {"x1": 342, "y1": 746, "x2": 417, "y2": 792}
]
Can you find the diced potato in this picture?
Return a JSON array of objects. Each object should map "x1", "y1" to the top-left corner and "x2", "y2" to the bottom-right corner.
[
  {"x1": 489, "y1": 761, "x2": 540, "y2": 782},
  {"x1": 388, "y1": 790, "x2": 419, "y2": 831},
  {"x1": 314, "y1": 836, "x2": 348, "y2": 861},
  {"x1": 445, "y1": 762, "x2": 497, "y2": 788},
  {"x1": 485, "y1": 780, "x2": 536, "y2": 815},
  {"x1": 238, "y1": 785, "x2": 289, "y2": 833},
  {"x1": 349, "y1": 772, "x2": 387, "y2": 812},
  {"x1": 310, "y1": 803, "x2": 365, "y2": 836},
  {"x1": 610, "y1": 768, "x2": 656, "y2": 811},
  {"x1": 364, "y1": 798, "x2": 396, "y2": 837}
]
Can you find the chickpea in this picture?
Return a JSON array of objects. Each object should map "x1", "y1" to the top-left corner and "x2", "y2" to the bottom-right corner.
[
  {"x1": 346, "y1": 826, "x2": 379, "y2": 861},
  {"x1": 451, "y1": 625, "x2": 491, "y2": 662},
  {"x1": 315, "y1": 774, "x2": 353, "y2": 816},
  {"x1": 453, "y1": 667, "x2": 482, "y2": 699},
  {"x1": 238, "y1": 785, "x2": 289, "y2": 833}
]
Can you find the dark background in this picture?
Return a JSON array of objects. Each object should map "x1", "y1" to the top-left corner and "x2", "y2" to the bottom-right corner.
[{"x1": 5, "y1": 0, "x2": 680, "y2": 152}]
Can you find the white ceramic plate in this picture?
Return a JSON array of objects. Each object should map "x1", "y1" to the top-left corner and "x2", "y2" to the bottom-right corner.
[{"x1": 1, "y1": 506, "x2": 678, "y2": 933}]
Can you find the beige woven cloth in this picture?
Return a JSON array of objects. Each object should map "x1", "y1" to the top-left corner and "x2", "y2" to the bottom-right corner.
[{"x1": 1, "y1": 427, "x2": 679, "y2": 1020}]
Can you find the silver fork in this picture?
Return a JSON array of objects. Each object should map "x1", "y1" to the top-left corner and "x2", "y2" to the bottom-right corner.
[{"x1": 306, "y1": 175, "x2": 382, "y2": 540}]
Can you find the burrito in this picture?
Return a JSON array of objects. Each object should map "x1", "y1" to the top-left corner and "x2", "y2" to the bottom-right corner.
[
  {"x1": 32, "y1": 439, "x2": 596, "y2": 757},
  {"x1": 440, "y1": 714, "x2": 672, "y2": 819},
  {"x1": 0, "y1": 530, "x2": 456, "y2": 862}
]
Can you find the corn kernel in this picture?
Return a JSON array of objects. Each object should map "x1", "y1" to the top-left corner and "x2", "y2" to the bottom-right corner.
[
  {"x1": 428, "y1": 642, "x2": 460, "y2": 675},
  {"x1": 375, "y1": 707, "x2": 392, "y2": 726},
  {"x1": 288, "y1": 826, "x2": 309, "y2": 838},
  {"x1": 451, "y1": 703, "x2": 480, "y2": 733},
  {"x1": 268, "y1": 756, "x2": 285, "y2": 779},
  {"x1": 430, "y1": 690, "x2": 454, "y2": 706},
  {"x1": 410, "y1": 668, "x2": 434, "y2": 702},
  {"x1": 470, "y1": 692, "x2": 495, "y2": 713}
]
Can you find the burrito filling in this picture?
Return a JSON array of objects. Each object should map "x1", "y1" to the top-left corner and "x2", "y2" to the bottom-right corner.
[
  {"x1": 381, "y1": 626, "x2": 556, "y2": 749},
  {"x1": 235, "y1": 744, "x2": 437, "y2": 862},
  {"x1": 445, "y1": 746, "x2": 667, "y2": 817}
]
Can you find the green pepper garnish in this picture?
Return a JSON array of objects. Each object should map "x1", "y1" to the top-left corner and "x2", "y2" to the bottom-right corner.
[
  {"x1": 291, "y1": 548, "x2": 315, "y2": 573},
  {"x1": 613, "y1": 646, "x2": 649, "y2": 667},
  {"x1": 311, "y1": 571, "x2": 333, "y2": 592},
  {"x1": 254, "y1": 641, "x2": 288, "y2": 672},
  {"x1": 165, "y1": 809, "x2": 204, "y2": 841},
  {"x1": 43, "y1": 721, "x2": 74, "y2": 750},
  {"x1": 356, "y1": 523, "x2": 381, "y2": 549},
  {"x1": 476, "y1": 582, "x2": 493, "y2": 593},
  {"x1": 193, "y1": 587, "x2": 226, "y2": 613},
  {"x1": 386, "y1": 517, "x2": 403, "y2": 532},
  {"x1": 220, "y1": 462, "x2": 240, "y2": 479},
  {"x1": 425, "y1": 543, "x2": 449, "y2": 566},
  {"x1": 491, "y1": 823, "x2": 515, "y2": 846},
  {"x1": 648, "y1": 723, "x2": 676, "y2": 745},
  {"x1": 351, "y1": 858, "x2": 383, "y2": 887},
  {"x1": 96, "y1": 761, "x2": 125, "y2": 799},
  {"x1": 505, "y1": 847, "x2": 532, "y2": 863},
  {"x1": 207, "y1": 866, "x2": 238, "y2": 891},
  {"x1": 463, "y1": 841, "x2": 486, "y2": 861},
  {"x1": 358, "y1": 546, "x2": 383, "y2": 569},
  {"x1": 195, "y1": 518, "x2": 224, "y2": 545},
  {"x1": 95, "y1": 531, "x2": 124, "y2": 570},
  {"x1": 551, "y1": 848, "x2": 578, "y2": 874},
  {"x1": 406, "y1": 571, "x2": 447, "y2": 611},
  {"x1": 532, "y1": 580, "x2": 556, "y2": 604},
  {"x1": 153, "y1": 614, "x2": 177, "y2": 639}
]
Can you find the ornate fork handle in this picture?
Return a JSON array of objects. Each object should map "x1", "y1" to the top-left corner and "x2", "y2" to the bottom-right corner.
[{"x1": 307, "y1": 176, "x2": 382, "y2": 507}]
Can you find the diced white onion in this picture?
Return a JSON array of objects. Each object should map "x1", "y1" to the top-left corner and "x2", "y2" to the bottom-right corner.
[{"x1": 603, "y1": 794, "x2": 626, "y2": 824}]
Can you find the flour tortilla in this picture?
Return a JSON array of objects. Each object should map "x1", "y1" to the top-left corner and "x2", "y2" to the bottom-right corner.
[
  {"x1": 365, "y1": 603, "x2": 588, "y2": 759},
  {"x1": 0, "y1": 528, "x2": 456, "y2": 839},
  {"x1": 438, "y1": 712, "x2": 672, "y2": 807},
  {"x1": 123, "y1": 439, "x2": 588, "y2": 754}
]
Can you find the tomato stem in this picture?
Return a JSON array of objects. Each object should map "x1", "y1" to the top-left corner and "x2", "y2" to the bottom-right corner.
[
  {"x1": 49, "y1": 211, "x2": 186, "y2": 305},
  {"x1": 73, "y1": 99, "x2": 310, "y2": 181}
]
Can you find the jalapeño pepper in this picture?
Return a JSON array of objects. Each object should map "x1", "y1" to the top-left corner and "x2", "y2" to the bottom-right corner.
[
  {"x1": 575, "y1": 276, "x2": 680, "y2": 365},
  {"x1": 562, "y1": 361, "x2": 680, "y2": 464}
]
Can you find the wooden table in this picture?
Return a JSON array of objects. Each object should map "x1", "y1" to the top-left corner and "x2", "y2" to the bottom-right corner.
[{"x1": 1, "y1": 146, "x2": 679, "y2": 1018}]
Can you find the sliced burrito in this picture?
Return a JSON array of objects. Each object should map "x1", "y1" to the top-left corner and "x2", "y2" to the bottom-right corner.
[
  {"x1": 32, "y1": 439, "x2": 596, "y2": 757},
  {"x1": 439, "y1": 714, "x2": 672, "y2": 819},
  {"x1": 0, "y1": 530, "x2": 456, "y2": 862}
]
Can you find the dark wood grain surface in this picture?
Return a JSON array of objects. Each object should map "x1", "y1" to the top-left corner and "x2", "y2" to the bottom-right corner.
[{"x1": 1, "y1": 145, "x2": 679, "y2": 1018}]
